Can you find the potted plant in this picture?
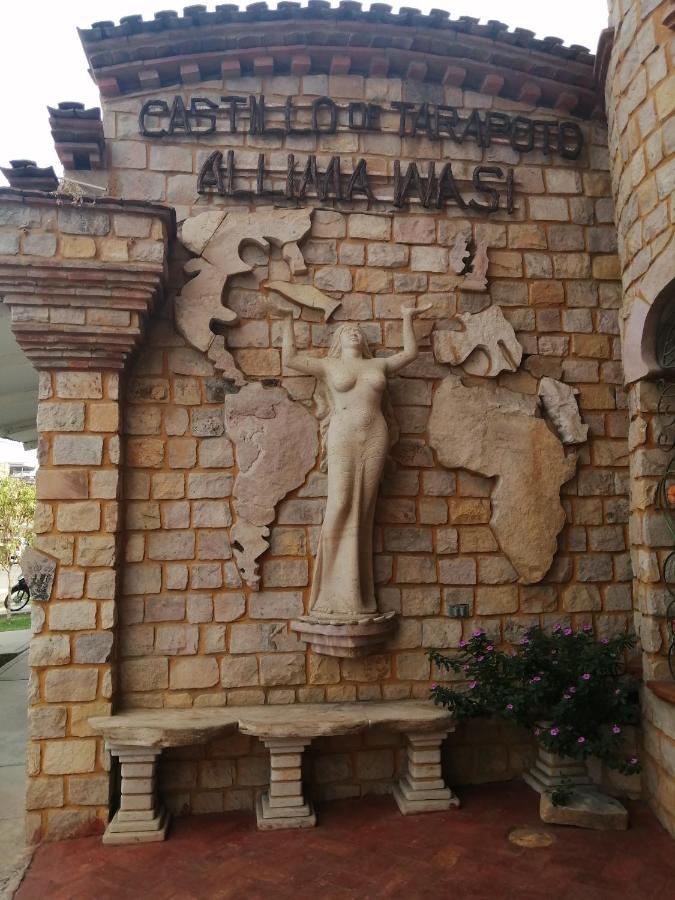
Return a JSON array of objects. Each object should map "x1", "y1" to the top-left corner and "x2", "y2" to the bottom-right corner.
[{"x1": 429, "y1": 624, "x2": 641, "y2": 802}]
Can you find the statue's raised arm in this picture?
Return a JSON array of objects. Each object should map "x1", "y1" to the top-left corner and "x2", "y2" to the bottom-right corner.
[{"x1": 383, "y1": 302, "x2": 433, "y2": 374}]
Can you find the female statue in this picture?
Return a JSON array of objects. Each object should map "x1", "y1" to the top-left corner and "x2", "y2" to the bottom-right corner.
[{"x1": 272, "y1": 302, "x2": 430, "y2": 622}]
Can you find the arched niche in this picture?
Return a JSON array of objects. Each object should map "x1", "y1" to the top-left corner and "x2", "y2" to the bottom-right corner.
[{"x1": 623, "y1": 234, "x2": 675, "y2": 384}]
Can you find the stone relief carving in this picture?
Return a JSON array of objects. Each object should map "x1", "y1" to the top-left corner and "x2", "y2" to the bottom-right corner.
[
  {"x1": 538, "y1": 377, "x2": 589, "y2": 445},
  {"x1": 20, "y1": 547, "x2": 56, "y2": 602},
  {"x1": 224, "y1": 383, "x2": 318, "y2": 589},
  {"x1": 273, "y1": 304, "x2": 428, "y2": 623},
  {"x1": 429, "y1": 375, "x2": 576, "y2": 584},
  {"x1": 177, "y1": 207, "x2": 328, "y2": 589},
  {"x1": 176, "y1": 207, "x2": 315, "y2": 386},
  {"x1": 432, "y1": 306, "x2": 523, "y2": 377}
]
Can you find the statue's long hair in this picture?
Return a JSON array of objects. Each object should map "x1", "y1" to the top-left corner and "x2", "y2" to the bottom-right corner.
[{"x1": 314, "y1": 324, "x2": 399, "y2": 474}]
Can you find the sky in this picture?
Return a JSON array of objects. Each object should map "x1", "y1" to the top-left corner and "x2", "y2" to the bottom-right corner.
[
  {"x1": 0, "y1": 438, "x2": 37, "y2": 467},
  {"x1": 0, "y1": 1, "x2": 610, "y2": 183}
]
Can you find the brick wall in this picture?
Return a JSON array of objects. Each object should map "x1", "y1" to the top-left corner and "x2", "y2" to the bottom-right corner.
[
  {"x1": 93, "y1": 73, "x2": 634, "y2": 812},
  {"x1": 605, "y1": 0, "x2": 675, "y2": 837}
]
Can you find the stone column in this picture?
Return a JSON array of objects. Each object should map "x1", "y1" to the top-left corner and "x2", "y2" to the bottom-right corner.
[
  {"x1": 0, "y1": 192, "x2": 171, "y2": 842},
  {"x1": 103, "y1": 746, "x2": 168, "y2": 844},
  {"x1": 603, "y1": 0, "x2": 675, "y2": 838},
  {"x1": 394, "y1": 730, "x2": 459, "y2": 814},
  {"x1": 256, "y1": 738, "x2": 316, "y2": 829}
]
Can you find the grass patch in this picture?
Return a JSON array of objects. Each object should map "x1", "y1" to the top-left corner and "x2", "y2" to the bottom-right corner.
[
  {"x1": 0, "y1": 613, "x2": 31, "y2": 632},
  {"x1": 0, "y1": 652, "x2": 17, "y2": 668}
]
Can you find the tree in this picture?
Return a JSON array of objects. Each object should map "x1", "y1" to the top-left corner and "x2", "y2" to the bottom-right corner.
[{"x1": 0, "y1": 475, "x2": 36, "y2": 604}]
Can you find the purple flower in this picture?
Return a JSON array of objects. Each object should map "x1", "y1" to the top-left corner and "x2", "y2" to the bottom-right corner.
[
  {"x1": 578, "y1": 736, "x2": 586, "y2": 744},
  {"x1": 569, "y1": 687, "x2": 577, "y2": 694},
  {"x1": 469, "y1": 681, "x2": 477, "y2": 689},
  {"x1": 550, "y1": 727, "x2": 559, "y2": 737},
  {"x1": 506, "y1": 703, "x2": 514, "y2": 711},
  {"x1": 459, "y1": 640, "x2": 467, "y2": 648},
  {"x1": 601, "y1": 638, "x2": 609, "y2": 644},
  {"x1": 477, "y1": 656, "x2": 484, "y2": 662},
  {"x1": 463, "y1": 664, "x2": 470, "y2": 671},
  {"x1": 563, "y1": 628, "x2": 573, "y2": 636},
  {"x1": 472, "y1": 629, "x2": 484, "y2": 638},
  {"x1": 553, "y1": 624, "x2": 561, "y2": 633},
  {"x1": 582, "y1": 673, "x2": 591, "y2": 681},
  {"x1": 431, "y1": 682, "x2": 438, "y2": 690},
  {"x1": 612, "y1": 725, "x2": 621, "y2": 734},
  {"x1": 520, "y1": 637, "x2": 530, "y2": 645},
  {"x1": 630, "y1": 757, "x2": 638, "y2": 765},
  {"x1": 534, "y1": 727, "x2": 541, "y2": 736},
  {"x1": 583, "y1": 623, "x2": 593, "y2": 632},
  {"x1": 486, "y1": 645, "x2": 494, "y2": 652}
]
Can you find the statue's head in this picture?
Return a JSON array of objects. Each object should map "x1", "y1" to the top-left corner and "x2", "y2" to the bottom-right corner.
[{"x1": 328, "y1": 324, "x2": 372, "y2": 359}]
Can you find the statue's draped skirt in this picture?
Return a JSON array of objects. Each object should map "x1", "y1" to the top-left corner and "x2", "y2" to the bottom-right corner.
[{"x1": 309, "y1": 407, "x2": 388, "y2": 619}]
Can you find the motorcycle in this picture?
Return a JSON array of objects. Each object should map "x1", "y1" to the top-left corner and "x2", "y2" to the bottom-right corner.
[{"x1": 4, "y1": 574, "x2": 30, "y2": 613}]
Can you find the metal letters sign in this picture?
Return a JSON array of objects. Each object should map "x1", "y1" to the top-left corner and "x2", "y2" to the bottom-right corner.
[{"x1": 139, "y1": 94, "x2": 584, "y2": 212}]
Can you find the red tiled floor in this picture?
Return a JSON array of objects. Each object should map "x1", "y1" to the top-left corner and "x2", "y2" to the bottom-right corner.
[{"x1": 15, "y1": 782, "x2": 675, "y2": 900}]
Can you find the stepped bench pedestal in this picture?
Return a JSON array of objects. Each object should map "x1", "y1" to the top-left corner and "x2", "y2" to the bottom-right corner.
[{"x1": 90, "y1": 700, "x2": 457, "y2": 844}]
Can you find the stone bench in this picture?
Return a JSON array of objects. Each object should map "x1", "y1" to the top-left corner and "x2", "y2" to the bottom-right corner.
[{"x1": 90, "y1": 700, "x2": 458, "y2": 844}]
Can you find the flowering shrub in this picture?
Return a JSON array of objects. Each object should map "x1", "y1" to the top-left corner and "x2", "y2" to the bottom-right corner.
[{"x1": 429, "y1": 625, "x2": 641, "y2": 775}]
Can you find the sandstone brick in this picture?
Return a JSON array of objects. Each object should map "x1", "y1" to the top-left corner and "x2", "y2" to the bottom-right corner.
[
  {"x1": 187, "y1": 473, "x2": 232, "y2": 499},
  {"x1": 123, "y1": 563, "x2": 162, "y2": 595},
  {"x1": 147, "y1": 530, "x2": 195, "y2": 560},
  {"x1": 475, "y1": 585, "x2": 518, "y2": 615},
  {"x1": 44, "y1": 668, "x2": 98, "y2": 702},
  {"x1": 144, "y1": 594, "x2": 185, "y2": 623},
  {"x1": 74, "y1": 632, "x2": 114, "y2": 664},
  {"x1": 259, "y1": 652, "x2": 306, "y2": 686},
  {"x1": 170, "y1": 657, "x2": 220, "y2": 689},
  {"x1": 384, "y1": 527, "x2": 433, "y2": 553},
  {"x1": 77, "y1": 535, "x2": 116, "y2": 567},
  {"x1": 43, "y1": 739, "x2": 97, "y2": 775},
  {"x1": 29, "y1": 707, "x2": 67, "y2": 740},
  {"x1": 29, "y1": 634, "x2": 70, "y2": 667},
  {"x1": 53, "y1": 435, "x2": 103, "y2": 466},
  {"x1": 410, "y1": 246, "x2": 448, "y2": 272},
  {"x1": 56, "y1": 501, "x2": 100, "y2": 532},
  {"x1": 49, "y1": 601, "x2": 97, "y2": 631},
  {"x1": 37, "y1": 402, "x2": 85, "y2": 432},
  {"x1": 120, "y1": 657, "x2": 169, "y2": 692},
  {"x1": 68, "y1": 774, "x2": 110, "y2": 806},
  {"x1": 214, "y1": 592, "x2": 246, "y2": 622},
  {"x1": 529, "y1": 281, "x2": 565, "y2": 306},
  {"x1": 439, "y1": 557, "x2": 477, "y2": 585},
  {"x1": 396, "y1": 556, "x2": 436, "y2": 583},
  {"x1": 421, "y1": 618, "x2": 463, "y2": 649},
  {"x1": 562, "y1": 583, "x2": 602, "y2": 612},
  {"x1": 155, "y1": 624, "x2": 199, "y2": 656},
  {"x1": 348, "y1": 214, "x2": 390, "y2": 240},
  {"x1": 127, "y1": 438, "x2": 165, "y2": 468},
  {"x1": 220, "y1": 655, "x2": 259, "y2": 687}
]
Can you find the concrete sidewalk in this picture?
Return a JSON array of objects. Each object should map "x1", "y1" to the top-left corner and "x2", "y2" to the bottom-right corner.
[{"x1": 0, "y1": 631, "x2": 31, "y2": 898}]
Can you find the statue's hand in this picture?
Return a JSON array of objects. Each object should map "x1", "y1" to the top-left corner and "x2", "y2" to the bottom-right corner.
[{"x1": 401, "y1": 302, "x2": 433, "y2": 319}]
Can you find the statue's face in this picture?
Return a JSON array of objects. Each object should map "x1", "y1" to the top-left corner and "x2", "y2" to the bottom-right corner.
[{"x1": 340, "y1": 325, "x2": 363, "y2": 354}]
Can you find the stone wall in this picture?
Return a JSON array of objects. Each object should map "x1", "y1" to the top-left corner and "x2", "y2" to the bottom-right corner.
[
  {"x1": 94, "y1": 73, "x2": 633, "y2": 812},
  {"x1": 605, "y1": 0, "x2": 675, "y2": 837},
  {"x1": 0, "y1": 196, "x2": 170, "y2": 841}
]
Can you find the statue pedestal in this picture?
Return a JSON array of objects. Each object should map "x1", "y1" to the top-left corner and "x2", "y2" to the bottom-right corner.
[{"x1": 291, "y1": 612, "x2": 397, "y2": 658}]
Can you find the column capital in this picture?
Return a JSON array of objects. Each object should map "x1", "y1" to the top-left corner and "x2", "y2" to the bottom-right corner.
[{"x1": 0, "y1": 189, "x2": 175, "y2": 371}]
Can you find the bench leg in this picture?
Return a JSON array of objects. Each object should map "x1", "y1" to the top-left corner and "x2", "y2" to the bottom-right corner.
[
  {"x1": 103, "y1": 746, "x2": 169, "y2": 845},
  {"x1": 256, "y1": 738, "x2": 316, "y2": 830},
  {"x1": 394, "y1": 730, "x2": 460, "y2": 814}
]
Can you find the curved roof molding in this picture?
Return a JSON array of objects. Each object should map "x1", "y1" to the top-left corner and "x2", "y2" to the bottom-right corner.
[{"x1": 78, "y1": 2, "x2": 602, "y2": 119}]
